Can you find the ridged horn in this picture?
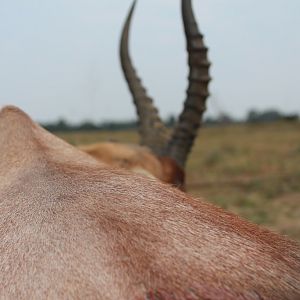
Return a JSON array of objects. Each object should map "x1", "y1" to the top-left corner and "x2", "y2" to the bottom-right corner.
[
  {"x1": 166, "y1": 0, "x2": 211, "y2": 168},
  {"x1": 120, "y1": 0, "x2": 169, "y2": 155}
]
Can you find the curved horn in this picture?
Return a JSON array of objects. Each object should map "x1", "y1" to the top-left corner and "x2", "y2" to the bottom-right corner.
[
  {"x1": 120, "y1": 0, "x2": 169, "y2": 155},
  {"x1": 166, "y1": 0, "x2": 211, "y2": 167}
]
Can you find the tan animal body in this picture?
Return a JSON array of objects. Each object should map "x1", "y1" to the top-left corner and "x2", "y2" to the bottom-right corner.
[
  {"x1": 79, "y1": 142, "x2": 184, "y2": 187},
  {"x1": 80, "y1": 0, "x2": 210, "y2": 190},
  {"x1": 1, "y1": 106, "x2": 300, "y2": 299}
]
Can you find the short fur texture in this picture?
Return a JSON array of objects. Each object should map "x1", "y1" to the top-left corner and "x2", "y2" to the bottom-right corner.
[
  {"x1": 79, "y1": 142, "x2": 165, "y2": 180},
  {"x1": 79, "y1": 143, "x2": 185, "y2": 190},
  {"x1": 1, "y1": 106, "x2": 300, "y2": 299}
]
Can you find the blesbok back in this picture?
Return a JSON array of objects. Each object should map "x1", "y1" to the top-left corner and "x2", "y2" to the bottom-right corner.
[{"x1": 1, "y1": 106, "x2": 300, "y2": 299}]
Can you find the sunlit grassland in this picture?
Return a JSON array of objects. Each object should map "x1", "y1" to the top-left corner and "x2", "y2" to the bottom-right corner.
[{"x1": 57, "y1": 121, "x2": 300, "y2": 241}]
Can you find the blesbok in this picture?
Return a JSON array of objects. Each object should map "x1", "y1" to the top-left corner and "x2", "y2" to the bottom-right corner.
[
  {"x1": 80, "y1": 0, "x2": 210, "y2": 190},
  {"x1": 1, "y1": 106, "x2": 300, "y2": 299}
]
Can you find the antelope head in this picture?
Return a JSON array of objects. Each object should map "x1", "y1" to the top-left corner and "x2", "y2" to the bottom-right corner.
[{"x1": 120, "y1": 0, "x2": 210, "y2": 189}]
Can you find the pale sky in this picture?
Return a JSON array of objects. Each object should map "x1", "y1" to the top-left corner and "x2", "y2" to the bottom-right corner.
[{"x1": 0, "y1": 0, "x2": 299, "y2": 123}]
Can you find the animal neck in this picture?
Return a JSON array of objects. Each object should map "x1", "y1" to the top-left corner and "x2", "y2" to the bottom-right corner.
[{"x1": 158, "y1": 156, "x2": 185, "y2": 190}]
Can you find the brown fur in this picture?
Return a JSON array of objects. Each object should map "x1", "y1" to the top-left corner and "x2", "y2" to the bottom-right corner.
[
  {"x1": 1, "y1": 106, "x2": 300, "y2": 300},
  {"x1": 158, "y1": 156, "x2": 185, "y2": 190},
  {"x1": 79, "y1": 142, "x2": 164, "y2": 180},
  {"x1": 79, "y1": 143, "x2": 185, "y2": 190}
]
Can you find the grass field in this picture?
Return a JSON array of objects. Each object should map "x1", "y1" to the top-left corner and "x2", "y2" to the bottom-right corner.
[{"x1": 57, "y1": 121, "x2": 300, "y2": 241}]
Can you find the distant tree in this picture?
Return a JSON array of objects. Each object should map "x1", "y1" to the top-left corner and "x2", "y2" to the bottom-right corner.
[
  {"x1": 283, "y1": 114, "x2": 299, "y2": 122},
  {"x1": 166, "y1": 115, "x2": 176, "y2": 127},
  {"x1": 247, "y1": 109, "x2": 282, "y2": 123},
  {"x1": 218, "y1": 113, "x2": 233, "y2": 124},
  {"x1": 43, "y1": 119, "x2": 70, "y2": 132},
  {"x1": 77, "y1": 121, "x2": 99, "y2": 131},
  {"x1": 247, "y1": 110, "x2": 260, "y2": 122}
]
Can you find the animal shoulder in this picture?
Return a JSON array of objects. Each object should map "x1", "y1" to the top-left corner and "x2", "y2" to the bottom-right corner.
[{"x1": 1, "y1": 106, "x2": 300, "y2": 299}]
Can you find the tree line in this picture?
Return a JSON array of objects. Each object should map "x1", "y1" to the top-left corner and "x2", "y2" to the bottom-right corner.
[{"x1": 41, "y1": 109, "x2": 299, "y2": 132}]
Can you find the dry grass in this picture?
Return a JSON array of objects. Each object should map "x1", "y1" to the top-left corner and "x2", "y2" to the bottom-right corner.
[{"x1": 57, "y1": 121, "x2": 300, "y2": 241}]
